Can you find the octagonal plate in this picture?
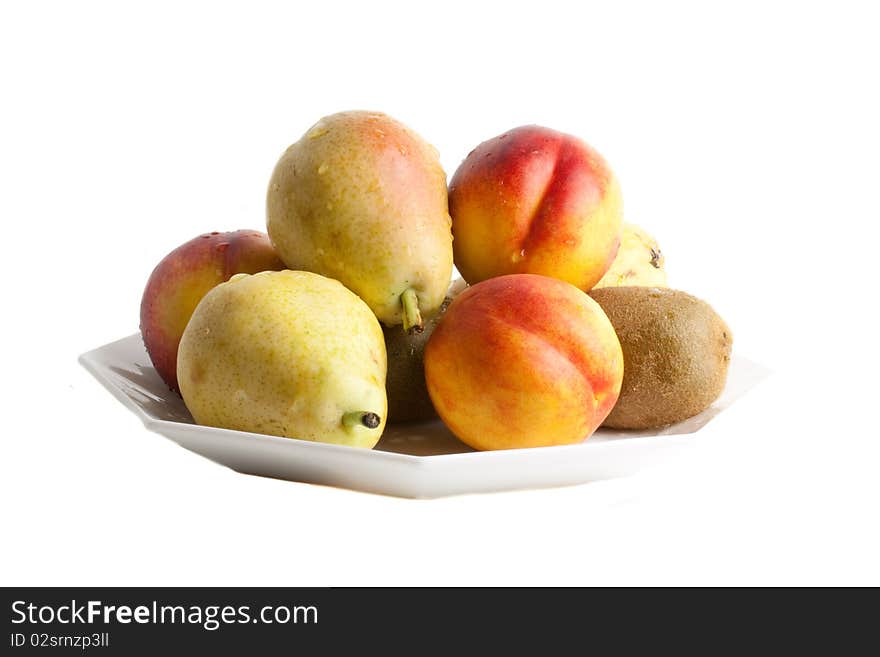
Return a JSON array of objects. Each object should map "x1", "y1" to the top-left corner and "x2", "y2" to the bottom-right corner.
[{"x1": 79, "y1": 334, "x2": 767, "y2": 498}]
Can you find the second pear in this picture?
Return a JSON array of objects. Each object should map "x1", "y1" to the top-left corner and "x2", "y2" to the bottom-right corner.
[{"x1": 267, "y1": 111, "x2": 453, "y2": 333}]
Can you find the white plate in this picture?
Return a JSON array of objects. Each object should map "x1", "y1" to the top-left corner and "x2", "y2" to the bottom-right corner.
[{"x1": 79, "y1": 334, "x2": 768, "y2": 498}]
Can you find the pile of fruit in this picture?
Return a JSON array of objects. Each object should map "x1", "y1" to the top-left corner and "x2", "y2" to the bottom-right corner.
[{"x1": 140, "y1": 111, "x2": 732, "y2": 452}]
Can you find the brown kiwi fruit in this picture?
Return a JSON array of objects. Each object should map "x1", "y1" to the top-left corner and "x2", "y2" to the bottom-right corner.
[
  {"x1": 384, "y1": 279, "x2": 467, "y2": 423},
  {"x1": 589, "y1": 287, "x2": 732, "y2": 429}
]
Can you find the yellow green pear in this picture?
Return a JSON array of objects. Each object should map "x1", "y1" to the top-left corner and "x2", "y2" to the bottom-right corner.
[
  {"x1": 266, "y1": 110, "x2": 453, "y2": 333},
  {"x1": 593, "y1": 222, "x2": 667, "y2": 289},
  {"x1": 177, "y1": 270, "x2": 387, "y2": 448}
]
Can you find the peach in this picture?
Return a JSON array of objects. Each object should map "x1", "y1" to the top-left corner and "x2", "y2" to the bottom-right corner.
[
  {"x1": 424, "y1": 274, "x2": 623, "y2": 450},
  {"x1": 448, "y1": 125, "x2": 623, "y2": 291},
  {"x1": 140, "y1": 230, "x2": 285, "y2": 391}
]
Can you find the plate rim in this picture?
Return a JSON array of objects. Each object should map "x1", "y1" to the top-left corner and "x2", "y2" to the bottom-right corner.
[{"x1": 79, "y1": 333, "x2": 769, "y2": 464}]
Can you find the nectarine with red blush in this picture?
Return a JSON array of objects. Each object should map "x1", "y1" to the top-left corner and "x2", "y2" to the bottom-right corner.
[
  {"x1": 449, "y1": 125, "x2": 623, "y2": 291},
  {"x1": 424, "y1": 274, "x2": 623, "y2": 450}
]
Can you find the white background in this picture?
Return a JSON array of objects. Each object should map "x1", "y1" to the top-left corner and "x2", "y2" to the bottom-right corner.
[{"x1": 2, "y1": 0, "x2": 878, "y2": 585}]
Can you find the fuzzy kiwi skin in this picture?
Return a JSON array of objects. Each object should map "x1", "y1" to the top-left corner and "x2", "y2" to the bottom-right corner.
[
  {"x1": 384, "y1": 280, "x2": 466, "y2": 423},
  {"x1": 589, "y1": 287, "x2": 733, "y2": 429}
]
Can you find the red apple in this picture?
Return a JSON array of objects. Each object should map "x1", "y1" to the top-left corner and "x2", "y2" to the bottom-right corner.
[{"x1": 140, "y1": 230, "x2": 285, "y2": 390}]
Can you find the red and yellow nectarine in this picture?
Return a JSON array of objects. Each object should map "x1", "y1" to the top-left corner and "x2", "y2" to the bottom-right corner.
[
  {"x1": 449, "y1": 125, "x2": 623, "y2": 291},
  {"x1": 424, "y1": 274, "x2": 623, "y2": 450}
]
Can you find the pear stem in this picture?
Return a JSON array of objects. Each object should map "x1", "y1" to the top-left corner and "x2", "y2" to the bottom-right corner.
[
  {"x1": 401, "y1": 288, "x2": 424, "y2": 335},
  {"x1": 342, "y1": 411, "x2": 381, "y2": 429}
]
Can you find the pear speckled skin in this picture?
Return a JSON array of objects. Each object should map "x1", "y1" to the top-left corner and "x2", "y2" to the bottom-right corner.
[
  {"x1": 177, "y1": 270, "x2": 387, "y2": 448},
  {"x1": 266, "y1": 110, "x2": 454, "y2": 327},
  {"x1": 593, "y1": 223, "x2": 667, "y2": 289}
]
